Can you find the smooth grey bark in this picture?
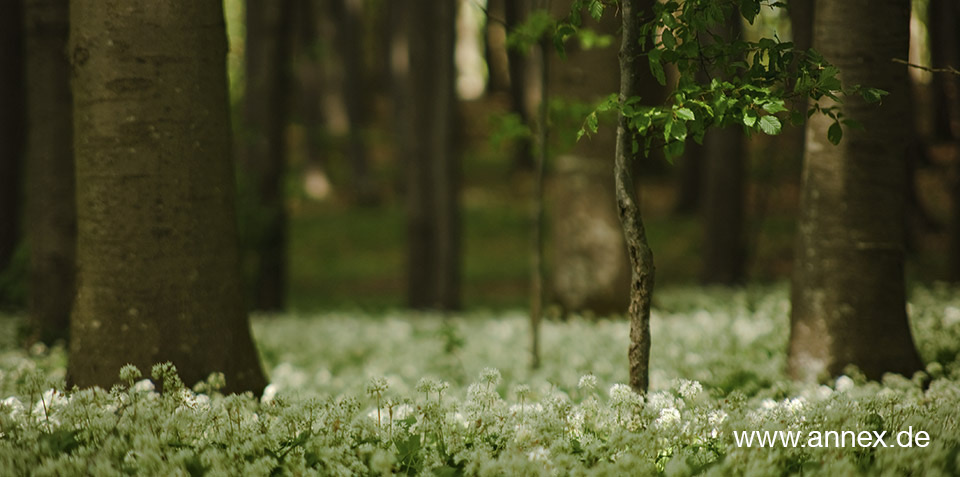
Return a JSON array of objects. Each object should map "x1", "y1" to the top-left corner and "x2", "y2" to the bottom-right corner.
[
  {"x1": 548, "y1": 1, "x2": 630, "y2": 316},
  {"x1": 68, "y1": 0, "x2": 267, "y2": 394},
  {"x1": 789, "y1": 0, "x2": 923, "y2": 382},
  {"x1": 240, "y1": 0, "x2": 293, "y2": 311},
  {"x1": 403, "y1": 0, "x2": 461, "y2": 310},
  {"x1": 24, "y1": 0, "x2": 75, "y2": 344},
  {"x1": 617, "y1": 0, "x2": 655, "y2": 394},
  {"x1": 0, "y1": 0, "x2": 25, "y2": 281}
]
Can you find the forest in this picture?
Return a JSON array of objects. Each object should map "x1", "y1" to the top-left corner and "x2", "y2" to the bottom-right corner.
[{"x1": 0, "y1": 0, "x2": 959, "y2": 475}]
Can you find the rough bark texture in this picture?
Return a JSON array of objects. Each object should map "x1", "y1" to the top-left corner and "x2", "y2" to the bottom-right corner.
[
  {"x1": 404, "y1": 0, "x2": 461, "y2": 310},
  {"x1": 240, "y1": 0, "x2": 293, "y2": 311},
  {"x1": 0, "y1": 0, "x2": 25, "y2": 279},
  {"x1": 24, "y1": 0, "x2": 76, "y2": 344},
  {"x1": 68, "y1": 0, "x2": 267, "y2": 394},
  {"x1": 789, "y1": 0, "x2": 923, "y2": 382},
  {"x1": 617, "y1": 0, "x2": 655, "y2": 394},
  {"x1": 547, "y1": 2, "x2": 630, "y2": 315}
]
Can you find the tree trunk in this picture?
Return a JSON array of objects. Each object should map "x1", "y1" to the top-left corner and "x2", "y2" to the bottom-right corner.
[
  {"x1": 700, "y1": 14, "x2": 746, "y2": 285},
  {"x1": 68, "y1": 0, "x2": 267, "y2": 394},
  {"x1": 24, "y1": 0, "x2": 75, "y2": 344},
  {"x1": 548, "y1": 1, "x2": 632, "y2": 316},
  {"x1": 929, "y1": 0, "x2": 960, "y2": 280},
  {"x1": 0, "y1": 0, "x2": 25, "y2": 279},
  {"x1": 332, "y1": 0, "x2": 378, "y2": 205},
  {"x1": 505, "y1": 0, "x2": 536, "y2": 171},
  {"x1": 789, "y1": 0, "x2": 922, "y2": 382},
  {"x1": 239, "y1": 0, "x2": 293, "y2": 311},
  {"x1": 617, "y1": 0, "x2": 655, "y2": 394},
  {"x1": 700, "y1": 125, "x2": 746, "y2": 285},
  {"x1": 404, "y1": 0, "x2": 461, "y2": 310}
]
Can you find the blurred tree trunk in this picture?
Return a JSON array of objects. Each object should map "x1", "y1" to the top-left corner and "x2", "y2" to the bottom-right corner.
[
  {"x1": 700, "y1": 13, "x2": 746, "y2": 285},
  {"x1": 332, "y1": 0, "x2": 378, "y2": 205},
  {"x1": 0, "y1": 0, "x2": 25, "y2": 279},
  {"x1": 240, "y1": 0, "x2": 293, "y2": 311},
  {"x1": 617, "y1": 0, "x2": 655, "y2": 394},
  {"x1": 929, "y1": 0, "x2": 960, "y2": 280},
  {"x1": 700, "y1": 125, "x2": 746, "y2": 285},
  {"x1": 24, "y1": 0, "x2": 75, "y2": 344},
  {"x1": 548, "y1": 1, "x2": 633, "y2": 316},
  {"x1": 402, "y1": 0, "x2": 461, "y2": 310},
  {"x1": 505, "y1": 0, "x2": 536, "y2": 170},
  {"x1": 292, "y1": 0, "x2": 332, "y2": 201},
  {"x1": 484, "y1": 0, "x2": 511, "y2": 94},
  {"x1": 68, "y1": 0, "x2": 267, "y2": 394},
  {"x1": 789, "y1": 0, "x2": 922, "y2": 382}
]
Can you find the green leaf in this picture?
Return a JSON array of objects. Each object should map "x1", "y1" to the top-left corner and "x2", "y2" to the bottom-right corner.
[
  {"x1": 648, "y1": 49, "x2": 666, "y2": 86},
  {"x1": 860, "y1": 87, "x2": 888, "y2": 104},
  {"x1": 758, "y1": 115, "x2": 781, "y2": 135},
  {"x1": 662, "y1": 29, "x2": 676, "y2": 49},
  {"x1": 743, "y1": 108, "x2": 758, "y2": 127},
  {"x1": 740, "y1": 0, "x2": 761, "y2": 24},
  {"x1": 762, "y1": 100, "x2": 788, "y2": 114},
  {"x1": 828, "y1": 121, "x2": 843, "y2": 145},
  {"x1": 588, "y1": 0, "x2": 604, "y2": 21},
  {"x1": 665, "y1": 140, "x2": 685, "y2": 159},
  {"x1": 675, "y1": 107, "x2": 695, "y2": 121}
]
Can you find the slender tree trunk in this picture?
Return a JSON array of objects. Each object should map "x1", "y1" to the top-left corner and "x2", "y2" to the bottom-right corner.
[
  {"x1": 24, "y1": 0, "x2": 75, "y2": 344},
  {"x1": 240, "y1": 0, "x2": 293, "y2": 311},
  {"x1": 617, "y1": 0, "x2": 655, "y2": 394},
  {"x1": 530, "y1": 39, "x2": 548, "y2": 370},
  {"x1": 68, "y1": 0, "x2": 267, "y2": 394},
  {"x1": 405, "y1": 0, "x2": 461, "y2": 310},
  {"x1": 0, "y1": 0, "x2": 25, "y2": 278},
  {"x1": 789, "y1": 0, "x2": 922, "y2": 382}
]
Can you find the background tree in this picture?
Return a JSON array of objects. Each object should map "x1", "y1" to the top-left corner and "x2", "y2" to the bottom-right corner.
[
  {"x1": 239, "y1": 0, "x2": 294, "y2": 311},
  {"x1": 699, "y1": 12, "x2": 746, "y2": 285},
  {"x1": 68, "y1": 0, "x2": 267, "y2": 393},
  {"x1": 0, "y1": 0, "x2": 25, "y2": 288},
  {"x1": 789, "y1": 0, "x2": 923, "y2": 381},
  {"x1": 399, "y1": 0, "x2": 462, "y2": 310},
  {"x1": 24, "y1": 0, "x2": 76, "y2": 344}
]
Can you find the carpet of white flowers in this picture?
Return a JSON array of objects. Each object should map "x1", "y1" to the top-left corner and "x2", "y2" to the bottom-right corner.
[{"x1": 1, "y1": 284, "x2": 960, "y2": 475}]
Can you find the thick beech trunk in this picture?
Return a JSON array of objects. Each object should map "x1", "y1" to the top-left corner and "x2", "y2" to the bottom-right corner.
[
  {"x1": 24, "y1": 0, "x2": 75, "y2": 344},
  {"x1": 789, "y1": 0, "x2": 922, "y2": 381},
  {"x1": 68, "y1": 0, "x2": 267, "y2": 394},
  {"x1": 617, "y1": 0, "x2": 655, "y2": 394}
]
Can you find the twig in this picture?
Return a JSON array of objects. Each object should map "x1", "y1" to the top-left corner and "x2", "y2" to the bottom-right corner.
[{"x1": 892, "y1": 58, "x2": 960, "y2": 76}]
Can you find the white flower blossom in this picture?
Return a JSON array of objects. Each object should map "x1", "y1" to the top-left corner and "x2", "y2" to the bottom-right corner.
[
  {"x1": 527, "y1": 446, "x2": 550, "y2": 462},
  {"x1": 261, "y1": 384, "x2": 279, "y2": 404},
  {"x1": 655, "y1": 407, "x2": 681, "y2": 429},
  {"x1": 835, "y1": 375, "x2": 855, "y2": 392},
  {"x1": 677, "y1": 379, "x2": 703, "y2": 400}
]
